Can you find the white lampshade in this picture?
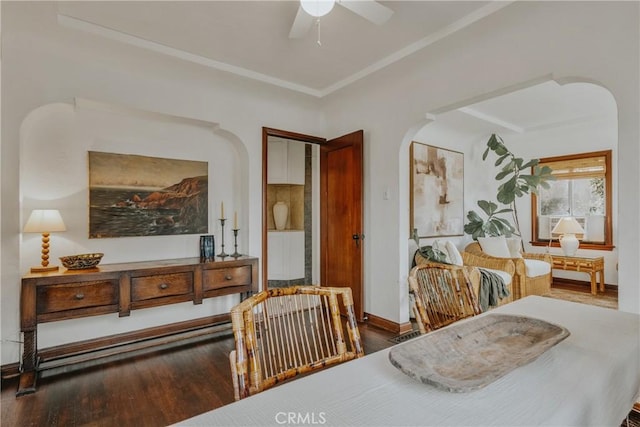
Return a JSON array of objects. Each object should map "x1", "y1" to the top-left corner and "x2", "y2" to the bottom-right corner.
[
  {"x1": 24, "y1": 209, "x2": 66, "y2": 272},
  {"x1": 24, "y1": 209, "x2": 66, "y2": 233},
  {"x1": 301, "y1": 0, "x2": 335, "y2": 17},
  {"x1": 551, "y1": 217, "x2": 584, "y2": 257}
]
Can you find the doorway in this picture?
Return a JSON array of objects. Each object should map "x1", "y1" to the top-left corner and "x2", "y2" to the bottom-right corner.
[
  {"x1": 263, "y1": 128, "x2": 324, "y2": 290},
  {"x1": 262, "y1": 128, "x2": 365, "y2": 319}
]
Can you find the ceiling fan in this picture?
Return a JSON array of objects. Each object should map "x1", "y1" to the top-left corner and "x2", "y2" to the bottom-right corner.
[{"x1": 289, "y1": 0, "x2": 394, "y2": 39}]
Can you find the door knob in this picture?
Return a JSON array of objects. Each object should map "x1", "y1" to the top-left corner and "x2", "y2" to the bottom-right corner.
[{"x1": 352, "y1": 234, "x2": 365, "y2": 248}]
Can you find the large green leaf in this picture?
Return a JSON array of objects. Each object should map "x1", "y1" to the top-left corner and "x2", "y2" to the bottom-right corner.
[
  {"x1": 495, "y1": 153, "x2": 510, "y2": 166},
  {"x1": 482, "y1": 146, "x2": 491, "y2": 161},
  {"x1": 495, "y1": 168, "x2": 512, "y2": 181},
  {"x1": 493, "y1": 208, "x2": 513, "y2": 215},
  {"x1": 492, "y1": 218, "x2": 515, "y2": 236},
  {"x1": 466, "y1": 210, "x2": 483, "y2": 223},
  {"x1": 487, "y1": 134, "x2": 499, "y2": 148},
  {"x1": 464, "y1": 211, "x2": 486, "y2": 239},
  {"x1": 513, "y1": 158, "x2": 524, "y2": 169},
  {"x1": 520, "y1": 175, "x2": 538, "y2": 186},
  {"x1": 477, "y1": 200, "x2": 497, "y2": 216}
]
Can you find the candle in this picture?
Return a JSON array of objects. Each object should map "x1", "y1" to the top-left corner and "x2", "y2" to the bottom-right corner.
[
  {"x1": 234, "y1": 211, "x2": 238, "y2": 229},
  {"x1": 221, "y1": 202, "x2": 224, "y2": 219}
]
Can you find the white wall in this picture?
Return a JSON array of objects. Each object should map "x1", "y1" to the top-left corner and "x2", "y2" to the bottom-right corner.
[
  {"x1": 409, "y1": 115, "x2": 489, "y2": 257},
  {"x1": 322, "y1": 1, "x2": 639, "y2": 324},
  {"x1": 0, "y1": 2, "x2": 324, "y2": 365},
  {"x1": 1, "y1": 1, "x2": 638, "y2": 366}
]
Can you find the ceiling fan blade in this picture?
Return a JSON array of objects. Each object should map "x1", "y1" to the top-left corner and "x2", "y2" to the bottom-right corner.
[
  {"x1": 338, "y1": 0, "x2": 394, "y2": 25},
  {"x1": 289, "y1": 6, "x2": 314, "y2": 39}
]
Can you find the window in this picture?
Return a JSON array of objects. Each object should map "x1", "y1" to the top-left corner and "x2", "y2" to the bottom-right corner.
[{"x1": 531, "y1": 150, "x2": 613, "y2": 250}]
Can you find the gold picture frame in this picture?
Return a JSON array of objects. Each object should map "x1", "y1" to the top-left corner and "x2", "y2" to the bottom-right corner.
[{"x1": 88, "y1": 151, "x2": 208, "y2": 238}]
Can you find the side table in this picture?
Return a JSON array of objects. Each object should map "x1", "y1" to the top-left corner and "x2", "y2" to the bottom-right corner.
[{"x1": 550, "y1": 255, "x2": 605, "y2": 295}]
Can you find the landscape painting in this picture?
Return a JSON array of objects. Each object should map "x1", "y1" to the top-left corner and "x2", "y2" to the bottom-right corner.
[
  {"x1": 410, "y1": 142, "x2": 464, "y2": 238},
  {"x1": 88, "y1": 151, "x2": 208, "y2": 238}
]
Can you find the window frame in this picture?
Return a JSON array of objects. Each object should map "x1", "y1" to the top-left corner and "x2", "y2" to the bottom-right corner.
[{"x1": 530, "y1": 150, "x2": 614, "y2": 251}]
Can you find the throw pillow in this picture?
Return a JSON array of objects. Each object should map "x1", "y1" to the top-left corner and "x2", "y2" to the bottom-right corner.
[
  {"x1": 477, "y1": 236, "x2": 511, "y2": 258},
  {"x1": 432, "y1": 240, "x2": 452, "y2": 264},
  {"x1": 506, "y1": 237, "x2": 523, "y2": 258},
  {"x1": 444, "y1": 241, "x2": 464, "y2": 266},
  {"x1": 414, "y1": 244, "x2": 450, "y2": 266}
]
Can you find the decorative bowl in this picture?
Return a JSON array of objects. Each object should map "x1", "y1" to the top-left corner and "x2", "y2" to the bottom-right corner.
[{"x1": 60, "y1": 253, "x2": 104, "y2": 270}]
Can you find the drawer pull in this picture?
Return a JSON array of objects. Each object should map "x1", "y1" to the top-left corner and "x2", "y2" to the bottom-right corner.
[
  {"x1": 225, "y1": 275, "x2": 233, "y2": 281},
  {"x1": 159, "y1": 283, "x2": 169, "y2": 290},
  {"x1": 75, "y1": 293, "x2": 85, "y2": 300}
]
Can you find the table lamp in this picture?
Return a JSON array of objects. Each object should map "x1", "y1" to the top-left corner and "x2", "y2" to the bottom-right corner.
[
  {"x1": 551, "y1": 217, "x2": 584, "y2": 257},
  {"x1": 23, "y1": 209, "x2": 66, "y2": 272}
]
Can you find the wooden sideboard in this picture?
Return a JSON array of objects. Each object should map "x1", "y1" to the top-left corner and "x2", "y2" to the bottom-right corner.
[{"x1": 18, "y1": 256, "x2": 258, "y2": 396}]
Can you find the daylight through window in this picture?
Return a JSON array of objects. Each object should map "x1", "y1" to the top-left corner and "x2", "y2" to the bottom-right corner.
[{"x1": 531, "y1": 150, "x2": 613, "y2": 250}]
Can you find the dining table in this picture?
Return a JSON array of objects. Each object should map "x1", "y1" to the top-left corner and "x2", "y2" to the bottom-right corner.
[{"x1": 178, "y1": 296, "x2": 640, "y2": 426}]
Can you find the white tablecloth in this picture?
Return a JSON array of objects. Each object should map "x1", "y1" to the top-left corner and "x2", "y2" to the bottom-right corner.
[{"x1": 178, "y1": 296, "x2": 640, "y2": 426}]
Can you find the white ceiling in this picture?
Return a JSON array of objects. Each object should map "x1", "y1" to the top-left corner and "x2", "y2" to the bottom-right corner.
[
  {"x1": 57, "y1": 1, "x2": 507, "y2": 97},
  {"x1": 451, "y1": 80, "x2": 617, "y2": 135},
  {"x1": 55, "y1": 1, "x2": 616, "y2": 128}
]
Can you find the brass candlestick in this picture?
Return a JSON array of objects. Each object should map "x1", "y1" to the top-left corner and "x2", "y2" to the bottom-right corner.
[
  {"x1": 232, "y1": 229, "x2": 241, "y2": 257},
  {"x1": 217, "y1": 218, "x2": 228, "y2": 257}
]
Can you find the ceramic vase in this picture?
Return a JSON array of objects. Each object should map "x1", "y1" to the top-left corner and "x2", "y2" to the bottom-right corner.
[{"x1": 273, "y1": 201, "x2": 288, "y2": 231}]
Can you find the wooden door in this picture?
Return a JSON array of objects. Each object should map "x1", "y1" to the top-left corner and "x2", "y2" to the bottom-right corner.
[{"x1": 320, "y1": 130, "x2": 364, "y2": 320}]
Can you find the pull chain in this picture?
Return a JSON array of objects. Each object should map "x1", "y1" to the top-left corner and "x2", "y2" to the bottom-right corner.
[{"x1": 316, "y1": 18, "x2": 322, "y2": 46}]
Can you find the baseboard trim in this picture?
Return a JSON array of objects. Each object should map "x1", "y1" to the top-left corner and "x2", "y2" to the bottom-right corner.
[
  {"x1": 552, "y1": 277, "x2": 618, "y2": 293},
  {"x1": 364, "y1": 312, "x2": 413, "y2": 334},
  {"x1": 38, "y1": 314, "x2": 231, "y2": 364},
  {"x1": 2, "y1": 314, "x2": 233, "y2": 380},
  {"x1": 1, "y1": 362, "x2": 21, "y2": 380}
]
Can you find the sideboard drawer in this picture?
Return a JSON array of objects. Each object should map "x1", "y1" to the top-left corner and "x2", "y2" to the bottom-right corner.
[
  {"x1": 131, "y1": 272, "x2": 194, "y2": 301},
  {"x1": 204, "y1": 265, "x2": 253, "y2": 291},
  {"x1": 36, "y1": 280, "x2": 119, "y2": 314}
]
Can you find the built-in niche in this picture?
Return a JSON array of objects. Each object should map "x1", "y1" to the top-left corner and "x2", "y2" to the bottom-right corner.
[
  {"x1": 266, "y1": 185, "x2": 304, "y2": 231},
  {"x1": 19, "y1": 99, "x2": 248, "y2": 350}
]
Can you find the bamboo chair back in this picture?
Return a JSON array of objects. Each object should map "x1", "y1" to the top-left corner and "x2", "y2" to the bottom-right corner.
[
  {"x1": 409, "y1": 264, "x2": 481, "y2": 334},
  {"x1": 229, "y1": 286, "x2": 364, "y2": 400}
]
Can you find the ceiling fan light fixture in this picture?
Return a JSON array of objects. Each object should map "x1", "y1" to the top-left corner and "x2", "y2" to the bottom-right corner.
[{"x1": 300, "y1": 0, "x2": 335, "y2": 18}]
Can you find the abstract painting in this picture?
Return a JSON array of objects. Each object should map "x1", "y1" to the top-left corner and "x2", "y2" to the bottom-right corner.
[
  {"x1": 410, "y1": 142, "x2": 464, "y2": 238},
  {"x1": 88, "y1": 151, "x2": 208, "y2": 238}
]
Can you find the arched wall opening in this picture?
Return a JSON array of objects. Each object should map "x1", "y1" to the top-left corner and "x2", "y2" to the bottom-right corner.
[
  {"x1": 18, "y1": 99, "x2": 252, "y2": 350},
  {"x1": 398, "y1": 77, "x2": 618, "y2": 321}
]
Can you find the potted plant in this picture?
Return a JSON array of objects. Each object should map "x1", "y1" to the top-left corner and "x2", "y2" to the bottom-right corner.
[{"x1": 464, "y1": 134, "x2": 554, "y2": 240}]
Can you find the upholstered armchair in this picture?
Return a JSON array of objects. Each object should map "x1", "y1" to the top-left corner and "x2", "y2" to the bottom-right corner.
[{"x1": 464, "y1": 240, "x2": 553, "y2": 300}]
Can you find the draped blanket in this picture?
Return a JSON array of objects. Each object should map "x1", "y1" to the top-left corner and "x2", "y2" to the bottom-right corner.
[{"x1": 478, "y1": 269, "x2": 510, "y2": 312}]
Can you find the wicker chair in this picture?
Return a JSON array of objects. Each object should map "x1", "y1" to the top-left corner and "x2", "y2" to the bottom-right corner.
[
  {"x1": 414, "y1": 251, "x2": 515, "y2": 308},
  {"x1": 464, "y1": 242, "x2": 552, "y2": 300},
  {"x1": 408, "y1": 264, "x2": 482, "y2": 334},
  {"x1": 228, "y1": 285, "x2": 364, "y2": 400}
]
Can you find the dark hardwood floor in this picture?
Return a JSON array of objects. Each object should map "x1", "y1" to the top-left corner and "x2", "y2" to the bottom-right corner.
[
  {"x1": 1, "y1": 322, "x2": 396, "y2": 427},
  {"x1": 1, "y1": 279, "x2": 622, "y2": 426}
]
